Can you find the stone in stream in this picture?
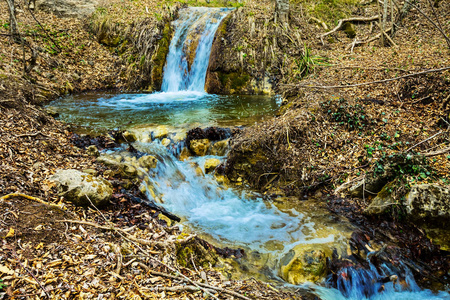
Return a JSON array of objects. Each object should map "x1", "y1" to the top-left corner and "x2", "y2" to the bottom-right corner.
[
  {"x1": 138, "y1": 155, "x2": 158, "y2": 169},
  {"x1": 210, "y1": 139, "x2": 230, "y2": 156},
  {"x1": 49, "y1": 169, "x2": 113, "y2": 207},
  {"x1": 189, "y1": 139, "x2": 210, "y2": 156},
  {"x1": 204, "y1": 158, "x2": 221, "y2": 174},
  {"x1": 280, "y1": 244, "x2": 330, "y2": 284}
]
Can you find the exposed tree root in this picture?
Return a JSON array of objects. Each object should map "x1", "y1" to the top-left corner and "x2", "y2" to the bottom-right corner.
[
  {"x1": 320, "y1": 15, "x2": 380, "y2": 43},
  {"x1": 0, "y1": 193, "x2": 64, "y2": 210}
]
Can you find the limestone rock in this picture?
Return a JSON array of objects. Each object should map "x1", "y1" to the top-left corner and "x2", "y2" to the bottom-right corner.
[
  {"x1": 45, "y1": 106, "x2": 59, "y2": 118},
  {"x1": 405, "y1": 184, "x2": 450, "y2": 226},
  {"x1": 86, "y1": 145, "x2": 100, "y2": 157},
  {"x1": 204, "y1": 158, "x2": 220, "y2": 174},
  {"x1": 122, "y1": 130, "x2": 137, "y2": 143},
  {"x1": 211, "y1": 139, "x2": 230, "y2": 156},
  {"x1": 36, "y1": 0, "x2": 99, "y2": 18},
  {"x1": 189, "y1": 139, "x2": 210, "y2": 156},
  {"x1": 138, "y1": 155, "x2": 158, "y2": 169},
  {"x1": 280, "y1": 245, "x2": 329, "y2": 284},
  {"x1": 50, "y1": 169, "x2": 112, "y2": 207},
  {"x1": 152, "y1": 126, "x2": 169, "y2": 140},
  {"x1": 364, "y1": 182, "x2": 397, "y2": 215},
  {"x1": 179, "y1": 147, "x2": 191, "y2": 161},
  {"x1": 161, "y1": 138, "x2": 171, "y2": 147}
]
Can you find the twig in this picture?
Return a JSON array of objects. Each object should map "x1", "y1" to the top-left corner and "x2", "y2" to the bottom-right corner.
[
  {"x1": 405, "y1": 131, "x2": 443, "y2": 152},
  {"x1": 423, "y1": 146, "x2": 450, "y2": 157},
  {"x1": 13, "y1": 251, "x2": 50, "y2": 298},
  {"x1": 26, "y1": 7, "x2": 61, "y2": 53},
  {"x1": 285, "y1": 66, "x2": 450, "y2": 89},
  {"x1": 0, "y1": 193, "x2": 64, "y2": 210},
  {"x1": 14, "y1": 131, "x2": 50, "y2": 138}
]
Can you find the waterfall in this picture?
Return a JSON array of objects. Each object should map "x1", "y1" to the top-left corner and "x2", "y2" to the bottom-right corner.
[{"x1": 161, "y1": 7, "x2": 231, "y2": 93}]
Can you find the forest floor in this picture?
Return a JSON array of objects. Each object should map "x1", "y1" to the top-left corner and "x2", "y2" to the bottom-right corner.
[{"x1": 1, "y1": 0, "x2": 450, "y2": 298}]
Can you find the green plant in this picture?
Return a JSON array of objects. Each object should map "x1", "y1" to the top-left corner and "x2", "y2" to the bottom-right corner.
[
  {"x1": 0, "y1": 279, "x2": 6, "y2": 290},
  {"x1": 293, "y1": 45, "x2": 329, "y2": 79}
]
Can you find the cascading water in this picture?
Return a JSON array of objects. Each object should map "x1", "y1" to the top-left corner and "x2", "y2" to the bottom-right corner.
[{"x1": 162, "y1": 8, "x2": 231, "y2": 92}]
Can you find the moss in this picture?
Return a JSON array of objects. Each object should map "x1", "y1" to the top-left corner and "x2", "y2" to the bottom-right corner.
[
  {"x1": 342, "y1": 21, "x2": 356, "y2": 38},
  {"x1": 175, "y1": 239, "x2": 218, "y2": 269},
  {"x1": 218, "y1": 72, "x2": 250, "y2": 92},
  {"x1": 151, "y1": 22, "x2": 173, "y2": 91}
]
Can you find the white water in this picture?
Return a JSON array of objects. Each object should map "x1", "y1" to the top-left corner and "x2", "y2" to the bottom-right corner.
[{"x1": 162, "y1": 7, "x2": 231, "y2": 92}]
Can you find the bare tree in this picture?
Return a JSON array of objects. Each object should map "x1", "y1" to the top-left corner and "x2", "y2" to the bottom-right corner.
[
  {"x1": 5, "y1": 0, "x2": 20, "y2": 43},
  {"x1": 275, "y1": 0, "x2": 289, "y2": 25}
]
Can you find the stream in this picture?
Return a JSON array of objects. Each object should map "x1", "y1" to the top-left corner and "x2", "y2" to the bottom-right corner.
[{"x1": 48, "y1": 7, "x2": 450, "y2": 300}]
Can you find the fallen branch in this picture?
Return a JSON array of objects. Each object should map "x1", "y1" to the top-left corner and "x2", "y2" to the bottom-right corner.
[
  {"x1": 320, "y1": 15, "x2": 380, "y2": 42},
  {"x1": 145, "y1": 269, "x2": 252, "y2": 300},
  {"x1": 0, "y1": 193, "x2": 64, "y2": 210},
  {"x1": 310, "y1": 17, "x2": 328, "y2": 30},
  {"x1": 406, "y1": 131, "x2": 444, "y2": 152},
  {"x1": 285, "y1": 66, "x2": 450, "y2": 89}
]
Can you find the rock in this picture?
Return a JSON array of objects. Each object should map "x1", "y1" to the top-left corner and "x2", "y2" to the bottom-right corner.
[
  {"x1": 123, "y1": 164, "x2": 137, "y2": 177},
  {"x1": 138, "y1": 155, "x2": 158, "y2": 169},
  {"x1": 280, "y1": 245, "x2": 329, "y2": 285},
  {"x1": 86, "y1": 145, "x2": 100, "y2": 157},
  {"x1": 82, "y1": 168, "x2": 98, "y2": 176},
  {"x1": 214, "y1": 174, "x2": 229, "y2": 186},
  {"x1": 342, "y1": 21, "x2": 356, "y2": 38},
  {"x1": 364, "y1": 182, "x2": 397, "y2": 216},
  {"x1": 152, "y1": 125, "x2": 169, "y2": 140},
  {"x1": 365, "y1": 183, "x2": 450, "y2": 228},
  {"x1": 179, "y1": 147, "x2": 191, "y2": 161},
  {"x1": 49, "y1": 169, "x2": 112, "y2": 207},
  {"x1": 204, "y1": 158, "x2": 221, "y2": 174},
  {"x1": 36, "y1": 0, "x2": 99, "y2": 18},
  {"x1": 161, "y1": 138, "x2": 171, "y2": 147},
  {"x1": 45, "y1": 106, "x2": 59, "y2": 118},
  {"x1": 211, "y1": 139, "x2": 230, "y2": 156},
  {"x1": 122, "y1": 130, "x2": 137, "y2": 143},
  {"x1": 189, "y1": 139, "x2": 210, "y2": 156},
  {"x1": 405, "y1": 184, "x2": 450, "y2": 226}
]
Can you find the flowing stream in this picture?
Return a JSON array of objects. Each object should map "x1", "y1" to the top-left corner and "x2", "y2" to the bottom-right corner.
[{"x1": 49, "y1": 7, "x2": 450, "y2": 300}]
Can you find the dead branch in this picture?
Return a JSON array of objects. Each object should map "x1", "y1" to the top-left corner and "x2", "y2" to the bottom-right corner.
[
  {"x1": 423, "y1": 146, "x2": 450, "y2": 157},
  {"x1": 320, "y1": 15, "x2": 380, "y2": 42},
  {"x1": 406, "y1": 131, "x2": 444, "y2": 152},
  {"x1": 285, "y1": 66, "x2": 450, "y2": 89},
  {"x1": 309, "y1": 16, "x2": 328, "y2": 30},
  {"x1": 409, "y1": 2, "x2": 450, "y2": 49},
  {"x1": 0, "y1": 193, "x2": 64, "y2": 210}
]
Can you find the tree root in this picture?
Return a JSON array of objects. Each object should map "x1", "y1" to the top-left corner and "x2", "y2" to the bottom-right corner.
[
  {"x1": 320, "y1": 15, "x2": 380, "y2": 43},
  {"x1": 0, "y1": 193, "x2": 65, "y2": 210}
]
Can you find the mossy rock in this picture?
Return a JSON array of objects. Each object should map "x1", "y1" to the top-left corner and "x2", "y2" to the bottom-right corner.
[
  {"x1": 342, "y1": 21, "x2": 356, "y2": 39},
  {"x1": 176, "y1": 238, "x2": 218, "y2": 269},
  {"x1": 151, "y1": 22, "x2": 173, "y2": 90}
]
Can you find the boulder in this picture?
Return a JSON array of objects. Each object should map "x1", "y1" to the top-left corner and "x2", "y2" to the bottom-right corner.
[
  {"x1": 122, "y1": 130, "x2": 137, "y2": 143},
  {"x1": 405, "y1": 184, "x2": 450, "y2": 226},
  {"x1": 204, "y1": 158, "x2": 221, "y2": 174},
  {"x1": 152, "y1": 125, "x2": 169, "y2": 140},
  {"x1": 179, "y1": 147, "x2": 191, "y2": 161},
  {"x1": 138, "y1": 155, "x2": 158, "y2": 169},
  {"x1": 36, "y1": 0, "x2": 99, "y2": 18},
  {"x1": 189, "y1": 139, "x2": 210, "y2": 156},
  {"x1": 50, "y1": 169, "x2": 112, "y2": 207},
  {"x1": 365, "y1": 183, "x2": 450, "y2": 228},
  {"x1": 280, "y1": 245, "x2": 329, "y2": 285}
]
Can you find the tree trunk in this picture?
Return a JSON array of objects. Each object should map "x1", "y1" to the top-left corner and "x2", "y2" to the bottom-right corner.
[
  {"x1": 275, "y1": 0, "x2": 289, "y2": 24},
  {"x1": 5, "y1": 0, "x2": 20, "y2": 43}
]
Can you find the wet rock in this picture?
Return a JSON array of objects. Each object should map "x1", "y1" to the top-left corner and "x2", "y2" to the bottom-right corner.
[
  {"x1": 161, "y1": 138, "x2": 171, "y2": 147},
  {"x1": 50, "y1": 169, "x2": 112, "y2": 207},
  {"x1": 138, "y1": 155, "x2": 158, "y2": 169},
  {"x1": 176, "y1": 237, "x2": 218, "y2": 269},
  {"x1": 280, "y1": 245, "x2": 329, "y2": 284},
  {"x1": 204, "y1": 158, "x2": 220, "y2": 174},
  {"x1": 152, "y1": 125, "x2": 169, "y2": 139},
  {"x1": 122, "y1": 130, "x2": 137, "y2": 143},
  {"x1": 86, "y1": 145, "x2": 100, "y2": 157},
  {"x1": 211, "y1": 139, "x2": 230, "y2": 156},
  {"x1": 189, "y1": 139, "x2": 210, "y2": 156},
  {"x1": 179, "y1": 147, "x2": 191, "y2": 161}
]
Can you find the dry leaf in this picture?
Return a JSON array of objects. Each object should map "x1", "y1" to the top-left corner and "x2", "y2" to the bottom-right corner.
[{"x1": 5, "y1": 227, "x2": 14, "y2": 238}]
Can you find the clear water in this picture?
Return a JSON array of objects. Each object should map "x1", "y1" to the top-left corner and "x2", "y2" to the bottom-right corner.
[{"x1": 49, "y1": 91, "x2": 280, "y2": 130}]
